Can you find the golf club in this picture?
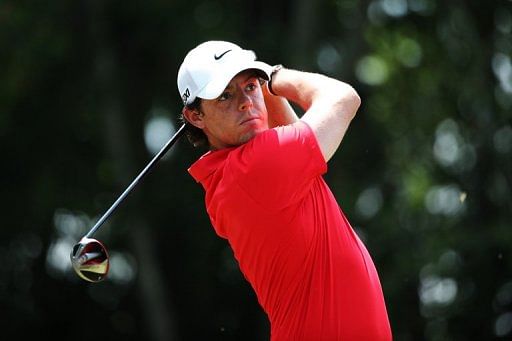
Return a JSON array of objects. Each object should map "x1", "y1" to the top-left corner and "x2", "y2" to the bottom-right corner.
[{"x1": 70, "y1": 122, "x2": 187, "y2": 282}]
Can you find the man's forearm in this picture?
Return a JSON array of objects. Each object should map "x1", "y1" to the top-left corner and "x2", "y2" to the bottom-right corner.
[
  {"x1": 269, "y1": 67, "x2": 359, "y2": 114},
  {"x1": 263, "y1": 82, "x2": 299, "y2": 127}
]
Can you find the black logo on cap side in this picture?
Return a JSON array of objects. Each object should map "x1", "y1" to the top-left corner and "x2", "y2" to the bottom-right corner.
[
  {"x1": 214, "y1": 49, "x2": 232, "y2": 60},
  {"x1": 182, "y1": 88, "x2": 190, "y2": 105}
]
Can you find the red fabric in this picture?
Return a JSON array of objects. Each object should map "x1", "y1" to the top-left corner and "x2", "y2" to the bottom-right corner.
[{"x1": 189, "y1": 121, "x2": 392, "y2": 340}]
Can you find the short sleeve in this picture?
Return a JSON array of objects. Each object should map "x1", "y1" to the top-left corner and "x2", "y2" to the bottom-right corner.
[{"x1": 226, "y1": 121, "x2": 327, "y2": 209}]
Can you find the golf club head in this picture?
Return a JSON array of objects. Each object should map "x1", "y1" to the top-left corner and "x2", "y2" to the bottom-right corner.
[{"x1": 70, "y1": 237, "x2": 109, "y2": 283}]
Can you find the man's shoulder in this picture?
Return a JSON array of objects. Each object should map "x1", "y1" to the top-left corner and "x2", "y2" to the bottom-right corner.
[
  {"x1": 244, "y1": 121, "x2": 313, "y2": 151},
  {"x1": 188, "y1": 148, "x2": 232, "y2": 183},
  {"x1": 189, "y1": 121, "x2": 318, "y2": 183}
]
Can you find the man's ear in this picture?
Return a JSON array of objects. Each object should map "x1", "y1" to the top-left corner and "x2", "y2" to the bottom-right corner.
[{"x1": 182, "y1": 107, "x2": 205, "y2": 129}]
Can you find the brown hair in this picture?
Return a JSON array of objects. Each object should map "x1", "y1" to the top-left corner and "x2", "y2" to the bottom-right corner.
[{"x1": 180, "y1": 98, "x2": 208, "y2": 148}]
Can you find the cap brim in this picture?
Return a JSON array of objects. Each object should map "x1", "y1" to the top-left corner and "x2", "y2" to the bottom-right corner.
[{"x1": 197, "y1": 61, "x2": 271, "y2": 100}]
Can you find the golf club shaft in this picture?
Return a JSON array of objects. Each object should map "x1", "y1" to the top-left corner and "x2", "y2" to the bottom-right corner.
[{"x1": 84, "y1": 123, "x2": 187, "y2": 238}]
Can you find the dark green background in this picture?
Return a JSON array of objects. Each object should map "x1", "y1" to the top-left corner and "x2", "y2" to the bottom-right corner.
[{"x1": 1, "y1": 0, "x2": 511, "y2": 340}]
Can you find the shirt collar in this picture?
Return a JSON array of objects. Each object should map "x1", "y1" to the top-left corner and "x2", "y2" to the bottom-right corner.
[{"x1": 188, "y1": 148, "x2": 234, "y2": 183}]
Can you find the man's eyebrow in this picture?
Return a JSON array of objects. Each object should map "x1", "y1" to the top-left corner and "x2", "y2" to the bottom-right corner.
[
  {"x1": 224, "y1": 73, "x2": 259, "y2": 91},
  {"x1": 244, "y1": 72, "x2": 259, "y2": 81},
  {"x1": 244, "y1": 71, "x2": 261, "y2": 82}
]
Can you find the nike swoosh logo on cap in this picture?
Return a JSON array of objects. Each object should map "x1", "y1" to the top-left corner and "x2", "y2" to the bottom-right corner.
[{"x1": 214, "y1": 49, "x2": 232, "y2": 60}]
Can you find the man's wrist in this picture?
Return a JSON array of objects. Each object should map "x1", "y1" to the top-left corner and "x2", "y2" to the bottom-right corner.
[{"x1": 268, "y1": 64, "x2": 284, "y2": 96}]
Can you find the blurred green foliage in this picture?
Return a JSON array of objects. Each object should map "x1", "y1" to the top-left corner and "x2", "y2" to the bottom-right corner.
[{"x1": 1, "y1": 0, "x2": 511, "y2": 340}]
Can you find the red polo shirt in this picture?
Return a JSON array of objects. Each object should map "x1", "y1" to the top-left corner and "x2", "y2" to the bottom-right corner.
[{"x1": 189, "y1": 121, "x2": 391, "y2": 340}]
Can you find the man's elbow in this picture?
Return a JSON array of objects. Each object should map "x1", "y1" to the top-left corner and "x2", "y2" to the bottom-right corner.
[
  {"x1": 335, "y1": 83, "x2": 361, "y2": 120},
  {"x1": 349, "y1": 86, "x2": 361, "y2": 116}
]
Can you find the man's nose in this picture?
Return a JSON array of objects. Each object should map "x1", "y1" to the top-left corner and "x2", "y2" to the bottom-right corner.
[{"x1": 238, "y1": 91, "x2": 253, "y2": 111}]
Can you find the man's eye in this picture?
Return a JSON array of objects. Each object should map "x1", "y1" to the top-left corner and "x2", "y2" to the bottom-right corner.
[
  {"x1": 218, "y1": 92, "x2": 231, "y2": 101},
  {"x1": 246, "y1": 83, "x2": 257, "y2": 91}
]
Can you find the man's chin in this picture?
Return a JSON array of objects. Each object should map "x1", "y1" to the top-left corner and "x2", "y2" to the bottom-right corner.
[{"x1": 240, "y1": 128, "x2": 267, "y2": 144}]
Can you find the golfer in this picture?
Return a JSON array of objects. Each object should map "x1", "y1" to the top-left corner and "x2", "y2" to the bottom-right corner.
[{"x1": 177, "y1": 40, "x2": 392, "y2": 340}]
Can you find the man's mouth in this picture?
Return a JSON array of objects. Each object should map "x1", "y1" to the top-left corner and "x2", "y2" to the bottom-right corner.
[{"x1": 240, "y1": 117, "x2": 260, "y2": 125}]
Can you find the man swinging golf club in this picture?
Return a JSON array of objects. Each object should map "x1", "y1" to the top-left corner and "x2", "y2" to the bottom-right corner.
[{"x1": 178, "y1": 40, "x2": 392, "y2": 340}]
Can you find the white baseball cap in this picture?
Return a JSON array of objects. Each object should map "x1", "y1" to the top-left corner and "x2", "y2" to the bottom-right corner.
[{"x1": 177, "y1": 41, "x2": 272, "y2": 105}]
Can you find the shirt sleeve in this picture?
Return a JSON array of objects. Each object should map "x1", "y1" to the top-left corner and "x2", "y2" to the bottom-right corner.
[{"x1": 227, "y1": 121, "x2": 327, "y2": 210}]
